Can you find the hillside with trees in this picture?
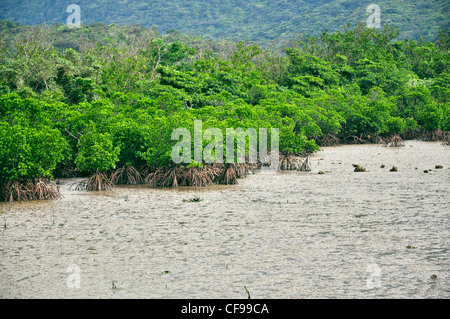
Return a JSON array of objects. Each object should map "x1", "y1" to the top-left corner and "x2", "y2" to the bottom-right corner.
[{"x1": 0, "y1": 0, "x2": 448, "y2": 43}]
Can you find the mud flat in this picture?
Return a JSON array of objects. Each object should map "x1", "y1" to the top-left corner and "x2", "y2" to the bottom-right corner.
[{"x1": 0, "y1": 141, "x2": 448, "y2": 298}]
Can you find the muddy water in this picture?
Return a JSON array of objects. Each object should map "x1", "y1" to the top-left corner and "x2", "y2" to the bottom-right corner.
[{"x1": 0, "y1": 141, "x2": 449, "y2": 298}]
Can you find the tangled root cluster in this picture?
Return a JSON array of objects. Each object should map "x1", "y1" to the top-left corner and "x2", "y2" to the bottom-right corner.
[
  {"x1": 86, "y1": 172, "x2": 114, "y2": 191},
  {"x1": 279, "y1": 155, "x2": 311, "y2": 171},
  {"x1": 316, "y1": 134, "x2": 341, "y2": 146},
  {"x1": 110, "y1": 165, "x2": 144, "y2": 185},
  {"x1": 386, "y1": 135, "x2": 405, "y2": 147},
  {"x1": 145, "y1": 163, "x2": 253, "y2": 187},
  {"x1": 0, "y1": 179, "x2": 61, "y2": 202}
]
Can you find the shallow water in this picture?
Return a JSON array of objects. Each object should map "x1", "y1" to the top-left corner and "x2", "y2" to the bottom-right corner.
[{"x1": 1, "y1": 140, "x2": 449, "y2": 298}]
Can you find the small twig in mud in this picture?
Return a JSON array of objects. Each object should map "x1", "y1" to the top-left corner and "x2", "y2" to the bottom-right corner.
[{"x1": 244, "y1": 286, "x2": 251, "y2": 299}]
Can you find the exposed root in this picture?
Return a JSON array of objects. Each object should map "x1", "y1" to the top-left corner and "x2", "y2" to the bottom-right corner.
[
  {"x1": 218, "y1": 164, "x2": 238, "y2": 185},
  {"x1": 279, "y1": 154, "x2": 301, "y2": 170},
  {"x1": 138, "y1": 165, "x2": 150, "y2": 178},
  {"x1": 343, "y1": 135, "x2": 368, "y2": 145},
  {"x1": 235, "y1": 163, "x2": 250, "y2": 178},
  {"x1": 180, "y1": 165, "x2": 220, "y2": 187},
  {"x1": 146, "y1": 165, "x2": 223, "y2": 187},
  {"x1": 86, "y1": 172, "x2": 114, "y2": 191},
  {"x1": 279, "y1": 155, "x2": 292, "y2": 170},
  {"x1": 298, "y1": 156, "x2": 311, "y2": 171},
  {"x1": 387, "y1": 135, "x2": 405, "y2": 147},
  {"x1": 403, "y1": 129, "x2": 449, "y2": 142},
  {"x1": 372, "y1": 135, "x2": 388, "y2": 145},
  {"x1": 422, "y1": 129, "x2": 445, "y2": 141},
  {"x1": 146, "y1": 167, "x2": 180, "y2": 187},
  {"x1": 319, "y1": 134, "x2": 389, "y2": 146},
  {"x1": 110, "y1": 165, "x2": 144, "y2": 185},
  {"x1": 401, "y1": 129, "x2": 420, "y2": 140},
  {"x1": 279, "y1": 154, "x2": 311, "y2": 171},
  {"x1": 69, "y1": 180, "x2": 88, "y2": 190},
  {"x1": 145, "y1": 163, "x2": 252, "y2": 187},
  {"x1": 442, "y1": 132, "x2": 450, "y2": 145},
  {"x1": 259, "y1": 150, "x2": 280, "y2": 168},
  {"x1": 0, "y1": 178, "x2": 61, "y2": 202},
  {"x1": 317, "y1": 134, "x2": 341, "y2": 146}
]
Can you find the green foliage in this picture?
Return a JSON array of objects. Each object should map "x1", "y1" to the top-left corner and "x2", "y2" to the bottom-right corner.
[
  {"x1": 0, "y1": 21, "x2": 448, "y2": 188},
  {"x1": 74, "y1": 128, "x2": 120, "y2": 173},
  {"x1": 187, "y1": 161, "x2": 203, "y2": 168},
  {"x1": 0, "y1": 122, "x2": 67, "y2": 181}
]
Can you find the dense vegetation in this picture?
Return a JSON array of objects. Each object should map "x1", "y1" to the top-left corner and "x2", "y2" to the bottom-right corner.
[
  {"x1": 0, "y1": 20, "x2": 449, "y2": 201},
  {"x1": 0, "y1": 0, "x2": 448, "y2": 43}
]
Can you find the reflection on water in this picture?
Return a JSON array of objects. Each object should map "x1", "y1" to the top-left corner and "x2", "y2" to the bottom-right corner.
[{"x1": 0, "y1": 141, "x2": 449, "y2": 298}]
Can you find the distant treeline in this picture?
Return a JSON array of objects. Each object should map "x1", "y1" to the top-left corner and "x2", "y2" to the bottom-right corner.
[{"x1": 0, "y1": 0, "x2": 448, "y2": 43}]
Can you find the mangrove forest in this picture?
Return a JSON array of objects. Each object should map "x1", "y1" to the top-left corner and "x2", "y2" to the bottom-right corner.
[{"x1": 0, "y1": 20, "x2": 449, "y2": 201}]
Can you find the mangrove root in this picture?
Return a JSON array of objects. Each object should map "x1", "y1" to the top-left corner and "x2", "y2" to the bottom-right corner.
[
  {"x1": 69, "y1": 180, "x2": 88, "y2": 190},
  {"x1": 343, "y1": 135, "x2": 368, "y2": 145},
  {"x1": 86, "y1": 172, "x2": 114, "y2": 191},
  {"x1": 387, "y1": 135, "x2": 405, "y2": 147},
  {"x1": 215, "y1": 163, "x2": 250, "y2": 185},
  {"x1": 443, "y1": 132, "x2": 450, "y2": 145},
  {"x1": 317, "y1": 134, "x2": 341, "y2": 146},
  {"x1": 0, "y1": 178, "x2": 61, "y2": 202},
  {"x1": 279, "y1": 155, "x2": 302, "y2": 170},
  {"x1": 145, "y1": 163, "x2": 253, "y2": 187},
  {"x1": 146, "y1": 164, "x2": 225, "y2": 187},
  {"x1": 110, "y1": 165, "x2": 144, "y2": 185},
  {"x1": 298, "y1": 156, "x2": 311, "y2": 171}
]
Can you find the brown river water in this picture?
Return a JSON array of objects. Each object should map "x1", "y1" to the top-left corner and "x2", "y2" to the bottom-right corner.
[{"x1": 0, "y1": 141, "x2": 449, "y2": 298}]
